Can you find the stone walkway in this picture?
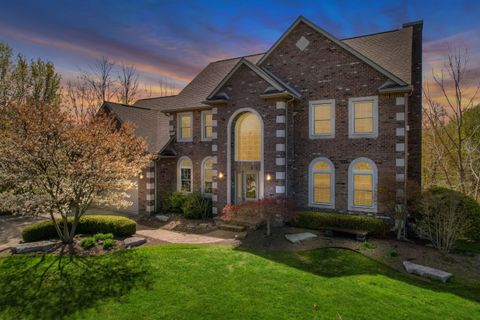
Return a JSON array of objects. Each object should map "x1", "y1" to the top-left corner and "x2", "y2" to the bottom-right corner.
[
  {"x1": 137, "y1": 228, "x2": 240, "y2": 245},
  {"x1": 0, "y1": 214, "x2": 47, "y2": 252}
]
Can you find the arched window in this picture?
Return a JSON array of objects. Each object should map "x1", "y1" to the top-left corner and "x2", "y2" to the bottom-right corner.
[
  {"x1": 348, "y1": 158, "x2": 377, "y2": 212},
  {"x1": 177, "y1": 157, "x2": 192, "y2": 193},
  {"x1": 309, "y1": 158, "x2": 335, "y2": 208},
  {"x1": 235, "y1": 112, "x2": 261, "y2": 161},
  {"x1": 201, "y1": 157, "x2": 213, "y2": 196}
]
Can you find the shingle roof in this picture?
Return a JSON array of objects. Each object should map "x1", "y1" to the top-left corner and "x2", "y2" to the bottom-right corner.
[
  {"x1": 343, "y1": 27, "x2": 413, "y2": 84},
  {"x1": 102, "y1": 101, "x2": 170, "y2": 154},
  {"x1": 134, "y1": 54, "x2": 264, "y2": 111}
]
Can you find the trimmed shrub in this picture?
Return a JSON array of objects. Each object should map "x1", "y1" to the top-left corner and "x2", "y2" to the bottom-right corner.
[
  {"x1": 81, "y1": 237, "x2": 95, "y2": 250},
  {"x1": 291, "y1": 211, "x2": 387, "y2": 237},
  {"x1": 420, "y1": 187, "x2": 480, "y2": 242},
  {"x1": 163, "y1": 192, "x2": 187, "y2": 213},
  {"x1": 22, "y1": 215, "x2": 136, "y2": 242},
  {"x1": 103, "y1": 238, "x2": 115, "y2": 250},
  {"x1": 94, "y1": 233, "x2": 114, "y2": 242},
  {"x1": 181, "y1": 192, "x2": 212, "y2": 219}
]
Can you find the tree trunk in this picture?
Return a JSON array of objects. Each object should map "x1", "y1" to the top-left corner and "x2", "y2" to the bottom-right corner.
[{"x1": 266, "y1": 220, "x2": 271, "y2": 237}]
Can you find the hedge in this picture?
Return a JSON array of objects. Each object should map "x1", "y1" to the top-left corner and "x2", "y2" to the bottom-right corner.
[
  {"x1": 22, "y1": 215, "x2": 136, "y2": 242},
  {"x1": 291, "y1": 211, "x2": 387, "y2": 237}
]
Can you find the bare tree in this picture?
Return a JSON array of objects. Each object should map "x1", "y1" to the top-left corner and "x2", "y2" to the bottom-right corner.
[
  {"x1": 63, "y1": 78, "x2": 99, "y2": 122},
  {"x1": 423, "y1": 47, "x2": 480, "y2": 197},
  {"x1": 117, "y1": 64, "x2": 140, "y2": 104},
  {"x1": 81, "y1": 56, "x2": 117, "y2": 103}
]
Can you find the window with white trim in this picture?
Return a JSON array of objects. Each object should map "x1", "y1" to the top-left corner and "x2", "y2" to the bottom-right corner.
[
  {"x1": 348, "y1": 158, "x2": 377, "y2": 212},
  {"x1": 201, "y1": 110, "x2": 213, "y2": 141},
  {"x1": 309, "y1": 100, "x2": 335, "y2": 138},
  {"x1": 309, "y1": 158, "x2": 335, "y2": 208},
  {"x1": 235, "y1": 112, "x2": 261, "y2": 161},
  {"x1": 178, "y1": 157, "x2": 192, "y2": 192},
  {"x1": 202, "y1": 157, "x2": 213, "y2": 196},
  {"x1": 348, "y1": 96, "x2": 378, "y2": 138},
  {"x1": 177, "y1": 112, "x2": 193, "y2": 142}
]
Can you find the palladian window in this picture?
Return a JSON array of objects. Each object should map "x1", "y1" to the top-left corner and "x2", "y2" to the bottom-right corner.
[
  {"x1": 235, "y1": 112, "x2": 261, "y2": 161},
  {"x1": 309, "y1": 158, "x2": 335, "y2": 207},
  {"x1": 348, "y1": 158, "x2": 377, "y2": 212}
]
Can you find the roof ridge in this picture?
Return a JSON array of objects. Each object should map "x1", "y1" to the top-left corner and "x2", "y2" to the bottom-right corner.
[
  {"x1": 211, "y1": 52, "x2": 265, "y2": 64},
  {"x1": 341, "y1": 28, "x2": 402, "y2": 41},
  {"x1": 136, "y1": 95, "x2": 178, "y2": 102},
  {"x1": 104, "y1": 101, "x2": 152, "y2": 111}
]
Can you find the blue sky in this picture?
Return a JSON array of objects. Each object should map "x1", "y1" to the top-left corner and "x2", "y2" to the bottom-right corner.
[{"x1": 0, "y1": 0, "x2": 479, "y2": 96}]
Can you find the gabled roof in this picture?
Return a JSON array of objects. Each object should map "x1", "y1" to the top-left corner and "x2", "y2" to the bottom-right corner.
[
  {"x1": 257, "y1": 16, "x2": 409, "y2": 86},
  {"x1": 134, "y1": 54, "x2": 264, "y2": 112},
  {"x1": 101, "y1": 101, "x2": 170, "y2": 154},
  {"x1": 206, "y1": 58, "x2": 301, "y2": 101}
]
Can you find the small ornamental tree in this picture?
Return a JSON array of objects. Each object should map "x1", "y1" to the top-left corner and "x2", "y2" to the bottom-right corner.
[
  {"x1": 0, "y1": 101, "x2": 150, "y2": 245},
  {"x1": 222, "y1": 197, "x2": 297, "y2": 236}
]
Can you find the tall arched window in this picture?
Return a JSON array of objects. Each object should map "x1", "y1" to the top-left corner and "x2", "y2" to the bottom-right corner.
[
  {"x1": 177, "y1": 157, "x2": 192, "y2": 193},
  {"x1": 348, "y1": 158, "x2": 377, "y2": 212},
  {"x1": 201, "y1": 157, "x2": 213, "y2": 196},
  {"x1": 235, "y1": 112, "x2": 261, "y2": 161},
  {"x1": 309, "y1": 158, "x2": 335, "y2": 208}
]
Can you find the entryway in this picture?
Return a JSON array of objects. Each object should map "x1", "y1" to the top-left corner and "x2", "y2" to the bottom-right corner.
[{"x1": 235, "y1": 171, "x2": 259, "y2": 203}]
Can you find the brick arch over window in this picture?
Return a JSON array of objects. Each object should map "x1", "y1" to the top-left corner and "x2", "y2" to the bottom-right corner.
[{"x1": 348, "y1": 157, "x2": 378, "y2": 213}]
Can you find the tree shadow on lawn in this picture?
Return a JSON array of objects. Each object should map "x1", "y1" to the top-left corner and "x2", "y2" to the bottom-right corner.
[
  {"x1": 0, "y1": 248, "x2": 154, "y2": 320},
  {"x1": 237, "y1": 246, "x2": 480, "y2": 304}
]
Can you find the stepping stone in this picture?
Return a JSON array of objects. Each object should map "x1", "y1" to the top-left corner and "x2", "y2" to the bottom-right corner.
[
  {"x1": 11, "y1": 241, "x2": 56, "y2": 254},
  {"x1": 124, "y1": 237, "x2": 146, "y2": 248},
  {"x1": 155, "y1": 214, "x2": 170, "y2": 222},
  {"x1": 403, "y1": 261, "x2": 452, "y2": 283},
  {"x1": 285, "y1": 232, "x2": 318, "y2": 244}
]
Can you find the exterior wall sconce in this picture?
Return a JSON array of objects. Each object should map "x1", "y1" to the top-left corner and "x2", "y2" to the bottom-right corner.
[
  {"x1": 218, "y1": 172, "x2": 224, "y2": 179},
  {"x1": 139, "y1": 173, "x2": 144, "y2": 180},
  {"x1": 266, "y1": 174, "x2": 272, "y2": 181}
]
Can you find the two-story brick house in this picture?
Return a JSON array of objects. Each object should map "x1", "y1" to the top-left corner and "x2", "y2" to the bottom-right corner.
[{"x1": 101, "y1": 16, "x2": 422, "y2": 220}]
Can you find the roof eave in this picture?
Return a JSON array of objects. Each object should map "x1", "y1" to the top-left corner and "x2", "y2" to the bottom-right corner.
[
  {"x1": 378, "y1": 85, "x2": 413, "y2": 94},
  {"x1": 259, "y1": 91, "x2": 300, "y2": 100}
]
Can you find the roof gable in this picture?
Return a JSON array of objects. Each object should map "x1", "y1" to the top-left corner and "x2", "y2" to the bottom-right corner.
[{"x1": 257, "y1": 16, "x2": 408, "y2": 86}]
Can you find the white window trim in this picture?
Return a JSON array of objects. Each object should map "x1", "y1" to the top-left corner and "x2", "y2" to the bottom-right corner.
[
  {"x1": 308, "y1": 157, "x2": 335, "y2": 208},
  {"x1": 309, "y1": 99, "x2": 335, "y2": 139},
  {"x1": 177, "y1": 112, "x2": 193, "y2": 142},
  {"x1": 201, "y1": 156, "x2": 213, "y2": 197},
  {"x1": 348, "y1": 157, "x2": 377, "y2": 213},
  {"x1": 177, "y1": 156, "x2": 193, "y2": 193},
  {"x1": 201, "y1": 110, "x2": 213, "y2": 142},
  {"x1": 348, "y1": 96, "x2": 378, "y2": 139}
]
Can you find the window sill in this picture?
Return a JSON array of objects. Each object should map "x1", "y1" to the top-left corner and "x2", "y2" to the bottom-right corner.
[
  {"x1": 309, "y1": 134, "x2": 335, "y2": 140},
  {"x1": 348, "y1": 133, "x2": 378, "y2": 139},
  {"x1": 309, "y1": 202, "x2": 335, "y2": 209},
  {"x1": 177, "y1": 138, "x2": 193, "y2": 143}
]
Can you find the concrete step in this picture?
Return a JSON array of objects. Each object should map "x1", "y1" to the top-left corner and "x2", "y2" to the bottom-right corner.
[{"x1": 216, "y1": 223, "x2": 246, "y2": 233}]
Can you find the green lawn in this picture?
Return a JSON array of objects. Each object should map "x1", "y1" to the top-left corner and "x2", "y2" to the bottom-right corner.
[{"x1": 1, "y1": 245, "x2": 479, "y2": 320}]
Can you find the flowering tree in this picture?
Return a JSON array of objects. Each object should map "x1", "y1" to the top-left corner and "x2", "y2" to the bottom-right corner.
[
  {"x1": 0, "y1": 101, "x2": 150, "y2": 244},
  {"x1": 222, "y1": 197, "x2": 297, "y2": 236}
]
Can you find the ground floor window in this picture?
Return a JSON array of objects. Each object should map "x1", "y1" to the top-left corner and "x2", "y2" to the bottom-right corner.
[
  {"x1": 202, "y1": 157, "x2": 213, "y2": 196},
  {"x1": 178, "y1": 157, "x2": 192, "y2": 193},
  {"x1": 309, "y1": 157, "x2": 335, "y2": 208},
  {"x1": 348, "y1": 157, "x2": 377, "y2": 212}
]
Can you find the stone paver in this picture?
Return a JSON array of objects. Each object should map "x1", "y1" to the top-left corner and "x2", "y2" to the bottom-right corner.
[
  {"x1": 285, "y1": 232, "x2": 318, "y2": 244},
  {"x1": 12, "y1": 241, "x2": 57, "y2": 254},
  {"x1": 403, "y1": 261, "x2": 452, "y2": 283},
  {"x1": 124, "y1": 237, "x2": 147, "y2": 248},
  {"x1": 136, "y1": 228, "x2": 237, "y2": 245}
]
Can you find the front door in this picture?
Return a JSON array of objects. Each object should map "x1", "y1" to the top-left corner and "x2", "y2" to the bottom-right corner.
[{"x1": 236, "y1": 171, "x2": 258, "y2": 203}]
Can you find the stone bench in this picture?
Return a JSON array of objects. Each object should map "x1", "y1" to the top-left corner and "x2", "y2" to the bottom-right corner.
[{"x1": 403, "y1": 261, "x2": 452, "y2": 283}]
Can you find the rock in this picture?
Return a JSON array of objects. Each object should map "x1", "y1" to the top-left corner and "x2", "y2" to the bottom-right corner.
[
  {"x1": 403, "y1": 261, "x2": 452, "y2": 283},
  {"x1": 285, "y1": 232, "x2": 318, "y2": 244},
  {"x1": 124, "y1": 237, "x2": 146, "y2": 248},
  {"x1": 198, "y1": 223, "x2": 212, "y2": 229},
  {"x1": 11, "y1": 241, "x2": 56, "y2": 254},
  {"x1": 155, "y1": 214, "x2": 170, "y2": 222},
  {"x1": 217, "y1": 223, "x2": 245, "y2": 232}
]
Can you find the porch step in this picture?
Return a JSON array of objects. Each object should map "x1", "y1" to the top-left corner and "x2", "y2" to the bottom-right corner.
[{"x1": 216, "y1": 223, "x2": 246, "y2": 233}]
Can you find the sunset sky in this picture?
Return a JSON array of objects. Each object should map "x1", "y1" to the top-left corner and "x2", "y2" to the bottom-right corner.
[{"x1": 1, "y1": 0, "x2": 479, "y2": 100}]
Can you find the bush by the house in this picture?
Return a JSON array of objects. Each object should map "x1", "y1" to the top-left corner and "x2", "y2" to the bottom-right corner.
[
  {"x1": 291, "y1": 211, "x2": 387, "y2": 237},
  {"x1": 103, "y1": 238, "x2": 115, "y2": 250},
  {"x1": 22, "y1": 215, "x2": 136, "y2": 242},
  {"x1": 80, "y1": 237, "x2": 96, "y2": 250},
  {"x1": 181, "y1": 192, "x2": 212, "y2": 219},
  {"x1": 163, "y1": 192, "x2": 187, "y2": 213},
  {"x1": 417, "y1": 187, "x2": 480, "y2": 253}
]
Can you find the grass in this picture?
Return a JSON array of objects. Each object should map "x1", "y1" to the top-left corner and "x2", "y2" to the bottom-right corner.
[{"x1": 0, "y1": 245, "x2": 479, "y2": 320}]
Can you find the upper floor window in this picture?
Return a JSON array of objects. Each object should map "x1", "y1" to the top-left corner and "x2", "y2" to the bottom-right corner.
[
  {"x1": 309, "y1": 99, "x2": 335, "y2": 138},
  {"x1": 348, "y1": 96, "x2": 378, "y2": 138},
  {"x1": 177, "y1": 112, "x2": 193, "y2": 142},
  {"x1": 348, "y1": 158, "x2": 377, "y2": 212},
  {"x1": 201, "y1": 110, "x2": 213, "y2": 141},
  {"x1": 177, "y1": 157, "x2": 192, "y2": 192},
  {"x1": 309, "y1": 158, "x2": 335, "y2": 208},
  {"x1": 235, "y1": 112, "x2": 261, "y2": 161},
  {"x1": 201, "y1": 157, "x2": 213, "y2": 196}
]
